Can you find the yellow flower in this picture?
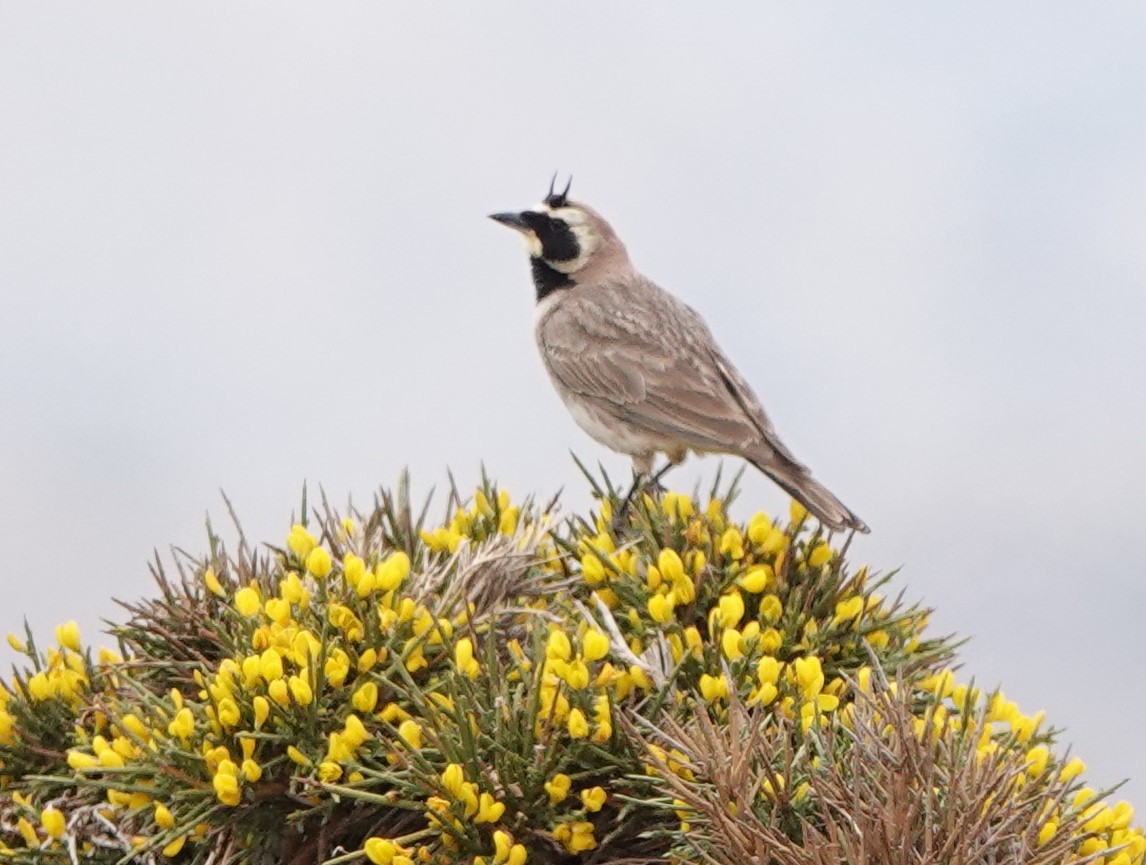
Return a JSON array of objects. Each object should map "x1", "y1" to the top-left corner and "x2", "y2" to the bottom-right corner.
[
  {"x1": 545, "y1": 773, "x2": 572, "y2": 803},
  {"x1": 288, "y1": 675, "x2": 313, "y2": 706},
  {"x1": 793, "y1": 656, "x2": 825, "y2": 698},
  {"x1": 319, "y1": 761, "x2": 343, "y2": 783},
  {"x1": 343, "y1": 553, "x2": 366, "y2": 588},
  {"x1": 27, "y1": 671, "x2": 52, "y2": 701},
  {"x1": 287, "y1": 745, "x2": 312, "y2": 766},
  {"x1": 327, "y1": 732, "x2": 353, "y2": 763},
  {"x1": 441, "y1": 763, "x2": 466, "y2": 797},
  {"x1": 661, "y1": 491, "x2": 694, "y2": 520},
  {"x1": 564, "y1": 659, "x2": 591, "y2": 690},
  {"x1": 648, "y1": 592, "x2": 675, "y2": 623},
  {"x1": 455, "y1": 638, "x2": 480, "y2": 679},
  {"x1": 264, "y1": 598, "x2": 292, "y2": 627},
  {"x1": 167, "y1": 707, "x2": 194, "y2": 740},
  {"x1": 241, "y1": 759, "x2": 262, "y2": 782},
  {"x1": 67, "y1": 750, "x2": 98, "y2": 770},
  {"x1": 342, "y1": 714, "x2": 369, "y2": 748},
  {"x1": 567, "y1": 708, "x2": 589, "y2": 739},
  {"x1": 364, "y1": 838, "x2": 399, "y2": 865},
  {"x1": 554, "y1": 821, "x2": 596, "y2": 853},
  {"x1": 719, "y1": 527, "x2": 744, "y2": 560},
  {"x1": 375, "y1": 552, "x2": 410, "y2": 590},
  {"x1": 259, "y1": 648, "x2": 284, "y2": 682},
  {"x1": 1036, "y1": 819, "x2": 1056, "y2": 846},
  {"x1": 580, "y1": 786, "x2": 607, "y2": 812},
  {"x1": 717, "y1": 591, "x2": 745, "y2": 628},
  {"x1": 1110, "y1": 800, "x2": 1134, "y2": 830},
  {"x1": 581, "y1": 628, "x2": 610, "y2": 662},
  {"x1": 756, "y1": 656, "x2": 782, "y2": 686},
  {"x1": 203, "y1": 568, "x2": 225, "y2": 597},
  {"x1": 657, "y1": 549, "x2": 685, "y2": 584},
  {"x1": 475, "y1": 792, "x2": 506, "y2": 823},
  {"x1": 41, "y1": 807, "x2": 66, "y2": 839},
  {"x1": 866, "y1": 629, "x2": 890, "y2": 649},
  {"x1": 234, "y1": 587, "x2": 261, "y2": 617},
  {"x1": 592, "y1": 707, "x2": 613, "y2": 743},
  {"x1": 808, "y1": 541, "x2": 832, "y2": 567},
  {"x1": 213, "y1": 772, "x2": 241, "y2": 806},
  {"x1": 217, "y1": 697, "x2": 241, "y2": 728},
  {"x1": 750, "y1": 682, "x2": 778, "y2": 707},
  {"x1": 1011, "y1": 709, "x2": 1045, "y2": 743},
  {"x1": 253, "y1": 695, "x2": 271, "y2": 728},
  {"x1": 352, "y1": 681, "x2": 379, "y2": 713},
  {"x1": 594, "y1": 587, "x2": 620, "y2": 608},
  {"x1": 160, "y1": 836, "x2": 187, "y2": 857},
  {"x1": 580, "y1": 553, "x2": 606, "y2": 585},
  {"x1": 357, "y1": 648, "x2": 379, "y2": 672},
  {"x1": 154, "y1": 803, "x2": 175, "y2": 829},
  {"x1": 6, "y1": 632, "x2": 25, "y2": 652},
  {"x1": 546, "y1": 630, "x2": 572, "y2": 661},
  {"x1": 399, "y1": 641, "x2": 421, "y2": 673},
  {"x1": 287, "y1": 524, "x2": 317, "y2": 558},
  {"x1": 800, "y1": 694, "x2": 840, "y2": 730},
  {"x1": 699, "y1": 673, "x2": 729, "y2": 703},
  {"x1": 280, "y1": 572, "x2": 310, "y2": 606},
  {"x1": 499, "y1": 507, "x2": 520, "y2": 534},
  {"x1": 55, "y1": 620, "x2": 81, "y2": 652},
  {"x1": 306, "y1": 546, "x2": 333, "y2": 578},
  {"x1": 325, "y1": 649, "x2": 352, "y2": 686},
  {"x1": 832, "y1": 596, "x2": 864, "y2": 626},
  {"x1": 721, "y1": 628, "x2": 744, "y2": 660},
  {"x1": 1058, "y1": 756, "x2": 1086, "y2": 782},
  {"x1": 737, "y1": 565, "x2": 773, "y2": 593},
  {"x1": 759, "y1": 594, "x2": 783, "y2": 624},
  {"x1": 789, "y1": 500, "x2": 809, "y2": 523},
  {"x1": 1024, "y1": 745, "x2": 1050, "y2": 777},
  {"x1": 398, "y1": 719, "x2": 423, "y2": 750}
]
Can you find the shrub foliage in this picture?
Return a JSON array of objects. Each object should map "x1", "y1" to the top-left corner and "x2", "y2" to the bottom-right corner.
[{"x1": 1, "y1": 469, "x2": 1142, "y2": 865}]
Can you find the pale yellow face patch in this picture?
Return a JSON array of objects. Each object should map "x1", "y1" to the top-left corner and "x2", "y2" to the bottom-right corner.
[{"x1": 518, "y1": 230, "x2": 543, "y2": 258}]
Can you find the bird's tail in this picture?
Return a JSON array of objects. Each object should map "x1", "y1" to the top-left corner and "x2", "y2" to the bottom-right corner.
[{"x1": 751, "y1": 456, "x2": 869, "y2": 534}]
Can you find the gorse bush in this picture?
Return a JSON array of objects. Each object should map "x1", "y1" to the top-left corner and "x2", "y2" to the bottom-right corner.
[{"x1": 0, "y1": 468, "x2": 1142, "y2": 865}]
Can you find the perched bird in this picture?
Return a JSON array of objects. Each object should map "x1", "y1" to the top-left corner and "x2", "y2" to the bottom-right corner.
[{"x1": 490, "y1": 177, "x2": 869, "y2": 534}]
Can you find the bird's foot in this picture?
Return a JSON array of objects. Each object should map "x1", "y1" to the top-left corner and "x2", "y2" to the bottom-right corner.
[{"x1": 612, "y1": 463, "x2": 673, "y2": 532}]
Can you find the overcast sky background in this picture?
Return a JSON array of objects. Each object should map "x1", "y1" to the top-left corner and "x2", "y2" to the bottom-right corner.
[{"x1": 1, "y1": 5, "x2": 1143, "y2": 806}]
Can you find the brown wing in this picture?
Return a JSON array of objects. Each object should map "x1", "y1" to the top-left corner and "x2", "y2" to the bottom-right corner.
[{"x1": 538, "y1": 276, "x2": 805, "y2": 467}]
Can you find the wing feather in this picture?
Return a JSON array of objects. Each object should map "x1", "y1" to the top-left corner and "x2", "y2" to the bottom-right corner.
[{"x1": 537, "y1": 277, "x2": 804, "y2": 466}]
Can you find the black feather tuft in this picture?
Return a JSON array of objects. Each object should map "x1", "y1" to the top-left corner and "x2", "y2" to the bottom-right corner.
[{"x1": 544, "y1": 174, "x2": 573, "y2": 209}]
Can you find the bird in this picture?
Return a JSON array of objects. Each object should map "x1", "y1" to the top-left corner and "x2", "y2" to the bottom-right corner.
[{"x1": 489, "y1": 176, "x2": 869, "y2": 534}]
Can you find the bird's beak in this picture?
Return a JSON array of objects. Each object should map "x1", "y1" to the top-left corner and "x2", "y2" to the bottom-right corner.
[{"x1": 488, "y1": 211, "x2": 530, "y2": 232}]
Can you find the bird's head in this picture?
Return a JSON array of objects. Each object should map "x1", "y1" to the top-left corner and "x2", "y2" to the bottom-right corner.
[{"x1": 489, "y1": 176, "x2": 630, "y2": 286}]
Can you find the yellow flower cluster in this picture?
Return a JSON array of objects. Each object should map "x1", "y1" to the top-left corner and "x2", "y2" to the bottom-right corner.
[{"x1": 0, "y1": 478, "x2": 1140, "y2": 865}]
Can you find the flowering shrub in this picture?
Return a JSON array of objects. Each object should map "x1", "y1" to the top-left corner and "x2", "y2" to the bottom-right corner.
[{"x1": 0, "y1": 470, "x2": 1141, "y2": 865}]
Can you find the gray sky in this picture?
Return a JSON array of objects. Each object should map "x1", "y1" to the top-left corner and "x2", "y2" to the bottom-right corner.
[{"x1": 2, "y1": 4, "x2": 1143, "y2": 806}]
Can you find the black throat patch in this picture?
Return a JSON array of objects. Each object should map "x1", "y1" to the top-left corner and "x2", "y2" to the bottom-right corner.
[{"x1": 530, "y1": 258, "x2": 574, "y2": 301}]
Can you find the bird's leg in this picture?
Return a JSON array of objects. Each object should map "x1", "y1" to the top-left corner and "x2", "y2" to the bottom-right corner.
[
  {"x1": 614, "y1": 454, "x2": 657, "y2": 528},
  {"x1": 647, "y1": 460, "x2": 676, "y2": 492},
  {"x1": 614, "y1": 451, "x2": 684, "y2": 528},
  {"x1": 644, "y1": 447, "x2": 687, "y2": 495}
]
